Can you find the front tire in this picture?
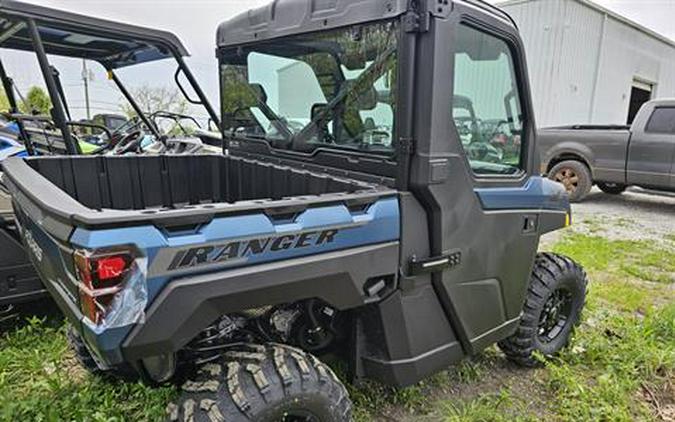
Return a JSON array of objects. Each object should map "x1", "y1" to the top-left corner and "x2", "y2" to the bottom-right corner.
[
  {"x1": 170, "y1": 344, "x2": 352, "y2": 422},
  {"x1": 548, "y1": 160, "x2": 592, "y2": 202},
  {"x1": 597, "y1": 182, "x2": 627, "y2": 195},
  {"x1": 499, "y1": 253, "x2": 587, "y2": 367}
]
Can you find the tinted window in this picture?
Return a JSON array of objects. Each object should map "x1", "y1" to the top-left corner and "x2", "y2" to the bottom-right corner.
[
  {"x1": 453, "y1": 25, "x2": 525, "y2": 176},
  {"x1": 645, "y1": 107, "x2": 675, "y2": 134}
]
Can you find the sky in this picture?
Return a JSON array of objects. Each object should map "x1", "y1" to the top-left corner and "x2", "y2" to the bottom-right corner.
[{"x1": 4, "y1": 0, "x2": 675, "y2": 120}]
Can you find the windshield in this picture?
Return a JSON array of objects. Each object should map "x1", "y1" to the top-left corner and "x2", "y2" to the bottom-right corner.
[{"x1": 219, "y1": 21, "x2": 398, "y2": 156}]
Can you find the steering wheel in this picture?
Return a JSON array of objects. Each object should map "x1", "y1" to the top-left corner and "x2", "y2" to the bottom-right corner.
[
  {"x1": 110, "y1": 130, "x2": 144, "y2": 155},
  {"x1": 466, "y1": 141, "x2": 491, "y2": 161}
]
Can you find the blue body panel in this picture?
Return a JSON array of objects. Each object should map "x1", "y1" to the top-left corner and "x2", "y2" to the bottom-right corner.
[
  {"x1": 0, "y1": 134, "x2": 25, "y2": 161},
  {"x1": 66, "y1": 196, "x2": 401, "y2": 364},
  {"x1": 475, "y1": 176, "x2": 569, "y2": 212}
]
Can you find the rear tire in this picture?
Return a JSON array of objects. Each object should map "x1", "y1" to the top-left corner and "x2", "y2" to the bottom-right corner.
[
  {"x1": 67, "y1": 326, "x2": 105, "y2": 376},
  {"x1": 169, "y1": 343, "x2": 352, "y2": 422},
  {"x1": 548, "y1": 160, "x2": 592, "y2": 202},
  {"x1": 66, "y1": 325, "x2": 137, "y2": 381},
  {"x1": 498, "y1": 253, "x2": 587, "y2": 367},
  {"x1": 597, "y1": 182, "x2": 627, "y2": 195}
]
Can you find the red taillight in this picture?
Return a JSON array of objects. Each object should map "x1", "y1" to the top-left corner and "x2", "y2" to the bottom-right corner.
[
  {"x1": 97, "y1": 256, "x2": 127, "y2": 280},
  {"x1": 73, "y1": 250, "x2": 133, "y2": 325}
]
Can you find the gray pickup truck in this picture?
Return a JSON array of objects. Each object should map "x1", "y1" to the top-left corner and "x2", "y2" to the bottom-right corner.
[{"x1": 538, "y1": 99, "x2": 675, "y2": 201}]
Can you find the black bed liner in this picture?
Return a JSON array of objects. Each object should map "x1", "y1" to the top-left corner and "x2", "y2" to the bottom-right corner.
[{"x1": 2, "y1": 155, "x2": 395, "y2": 233}]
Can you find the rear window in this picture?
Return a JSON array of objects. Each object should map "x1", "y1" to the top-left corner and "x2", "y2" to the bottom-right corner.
[{"x1": 645, "y1": 107, "x2": 675, "y2": 134}]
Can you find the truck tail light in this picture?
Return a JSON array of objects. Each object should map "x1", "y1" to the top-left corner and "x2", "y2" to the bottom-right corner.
[{"x1": 73, "y1": 250, "x2": 135, "y2": 325}]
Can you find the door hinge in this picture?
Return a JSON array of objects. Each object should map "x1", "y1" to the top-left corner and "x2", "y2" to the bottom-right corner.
[
  {"x1": 403, "y1": 1, "x2": 430, "y2": 33},
  {"x1": 402, "y1": 11, "x2": 421, "y2": 32},
  {"x1": 409, "y1": 251, "x2": 461, "y2": 275}
]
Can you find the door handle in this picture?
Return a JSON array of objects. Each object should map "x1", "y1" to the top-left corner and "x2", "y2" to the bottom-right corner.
[{"x1": 522, "y1": 215, "x2": 538, "y2": 234}]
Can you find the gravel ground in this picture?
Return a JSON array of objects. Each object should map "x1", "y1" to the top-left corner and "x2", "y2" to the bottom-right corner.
[{"x1": 541, "y1": 186, "x2": 675, "y2": 248}]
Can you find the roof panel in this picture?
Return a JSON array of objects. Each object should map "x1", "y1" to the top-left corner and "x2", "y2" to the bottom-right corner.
[{"x1": 0, "y1": 0, "x2": 189, "y2": 68}]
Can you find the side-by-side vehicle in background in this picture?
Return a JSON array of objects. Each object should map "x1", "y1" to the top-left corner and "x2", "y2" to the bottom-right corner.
[
  {"x1": 539, "y1": 99, "x2": 675, "y2": 202},
  {"x1": 3, "y1": 0, "x2": 589, "y2": 420},
  {"x1": 0, "y1": 0, "x2": 222, "y2": 310}
]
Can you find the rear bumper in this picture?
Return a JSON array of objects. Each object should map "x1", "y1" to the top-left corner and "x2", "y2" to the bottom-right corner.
[{"x1": 122, "y1": 241, "x2": 400, "y2": 361}]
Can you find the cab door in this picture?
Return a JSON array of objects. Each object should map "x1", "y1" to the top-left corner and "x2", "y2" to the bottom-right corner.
[
  {"x1": 627, "y1": 105, "x2": 675, "y2": 188},
  {"x1": 408, "y1": 5, "x2": 559, "y2": 355}
]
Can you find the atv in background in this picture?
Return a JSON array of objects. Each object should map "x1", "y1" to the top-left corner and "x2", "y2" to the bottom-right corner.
[{"x1": 0, "y1": 0, "x2": 222, "y2": 310}]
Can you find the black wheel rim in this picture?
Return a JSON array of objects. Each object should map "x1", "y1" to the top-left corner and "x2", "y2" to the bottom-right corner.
[
  {"x1": 281, "y1": 409, "x2": 321, "y2": 422},
  {"x1": 538, "y1": 288, "x2": 574, "y2": 343}
]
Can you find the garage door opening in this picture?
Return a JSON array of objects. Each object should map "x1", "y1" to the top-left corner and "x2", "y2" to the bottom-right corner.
[{"x1": 627, "y1": 80, "x2": 653, "y2": 124}]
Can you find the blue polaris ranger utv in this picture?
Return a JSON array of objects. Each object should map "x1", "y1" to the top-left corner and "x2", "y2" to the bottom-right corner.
[{"x1": 3, "y1": 0, "x2": 587, "y2": 420}]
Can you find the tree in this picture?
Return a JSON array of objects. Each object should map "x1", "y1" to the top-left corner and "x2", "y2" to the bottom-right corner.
[
  {"x1": 120, "y1": 85, "x2": 189, "y2": 118},
  {"x1": 19, "y1": 86, "x2": 52, "y2": 115}
]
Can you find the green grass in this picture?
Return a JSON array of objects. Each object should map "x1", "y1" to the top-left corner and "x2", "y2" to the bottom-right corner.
[
  {"x1": 0, "y1": 318, "x2": 176, "y2": 421},
  {"x1": 546, "y1": 234, "x2": 674, "y2": 421},
  {"x1": 1, "y1": 233, "x2": 673, "y2": 421},
  {"x1": 440, "y1": 389, "x2": 538, "y2": 422}
]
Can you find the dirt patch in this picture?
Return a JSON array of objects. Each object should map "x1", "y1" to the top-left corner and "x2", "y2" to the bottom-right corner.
[
  {"x1": 641, "y1": 377, "x2": 675, "y2": 422},
  {"x1": 541, "y1": 187, "x2": 675, "y2": 249},
  {"x1": 368, "y1": 350, "x2": 554, "y2": 422}
]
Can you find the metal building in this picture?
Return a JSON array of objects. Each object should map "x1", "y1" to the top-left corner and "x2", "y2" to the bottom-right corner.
[{"x1": 499, "y1": 0, "x2": 675, "y2": 127}]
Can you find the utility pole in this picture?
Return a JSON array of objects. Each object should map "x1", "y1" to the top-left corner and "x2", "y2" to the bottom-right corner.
[{"x1": 81, "y1": 59, "x2": 90, "y2": 120}]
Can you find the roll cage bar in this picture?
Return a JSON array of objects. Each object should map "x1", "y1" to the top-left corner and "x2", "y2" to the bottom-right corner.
[{"x1": 0, "y1": 0, "x2": 221, "y2": 155}]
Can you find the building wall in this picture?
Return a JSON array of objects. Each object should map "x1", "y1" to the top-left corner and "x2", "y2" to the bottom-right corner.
[{"x1": 501, "y1": 0, "x2": 675, "y2": 127}]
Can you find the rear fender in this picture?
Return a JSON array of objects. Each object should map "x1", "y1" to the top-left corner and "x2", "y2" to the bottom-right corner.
[
  {"x1": 122, "y1": 241, "x2": 400, "y2": 360},
  {"x1": 543, "y1": 142, "x2": 594, "y2": 175}
]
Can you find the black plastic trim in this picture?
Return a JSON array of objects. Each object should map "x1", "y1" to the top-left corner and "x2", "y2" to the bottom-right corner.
[{"x1": 123, "y1": 241, "x2": 400, "y2": 360}]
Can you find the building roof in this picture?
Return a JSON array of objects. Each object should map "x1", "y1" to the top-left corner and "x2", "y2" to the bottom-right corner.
[{"x1": 498, "y1": 0, "x2": 675, "y2": 50}]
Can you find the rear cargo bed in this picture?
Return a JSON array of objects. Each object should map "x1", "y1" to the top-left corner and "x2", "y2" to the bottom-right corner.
[{"x1": 2, "y1": 154, "x2": 393, "y2": 230}]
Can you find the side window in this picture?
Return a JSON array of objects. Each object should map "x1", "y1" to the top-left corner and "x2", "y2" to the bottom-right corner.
[
  {"x1": 453, "y1": 24, "x2": 525, "y2": 176},
  {"x1": 645, "y1": 107, "x2": 675, "y2": 134}
]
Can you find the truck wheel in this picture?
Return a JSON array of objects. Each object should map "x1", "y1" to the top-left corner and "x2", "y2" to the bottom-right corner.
[
  {"x1": 548, "y1": 160, "x2": 592, "y2": 202},
  {"x1": 169, "y1": 344, "x2": 352, "y2": 422},
  {"x1": 498, "y1": 253, "x2": 587, "y2": 367},
  {"x1": 66, "y1": 326, "x2": 137, "y2": 381},
  {"x1": 597, "y1": 182, "x2": 626, "y2": 195}
]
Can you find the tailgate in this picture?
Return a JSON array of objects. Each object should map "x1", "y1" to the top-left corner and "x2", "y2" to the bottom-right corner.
[{"x1": 11, "y1": 203, "x2": 81, "y2": 321}]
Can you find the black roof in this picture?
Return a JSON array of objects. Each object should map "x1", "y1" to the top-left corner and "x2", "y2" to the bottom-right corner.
[
  {"x1": 216, "y1": 0, "x2": 516, "y2": 48},
  {"x1": 0, "y1": 0, "x2": 189, "y2": 69},
  {"x1": 217, "y1": 0, "x2": 408, "y2": 48}
]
